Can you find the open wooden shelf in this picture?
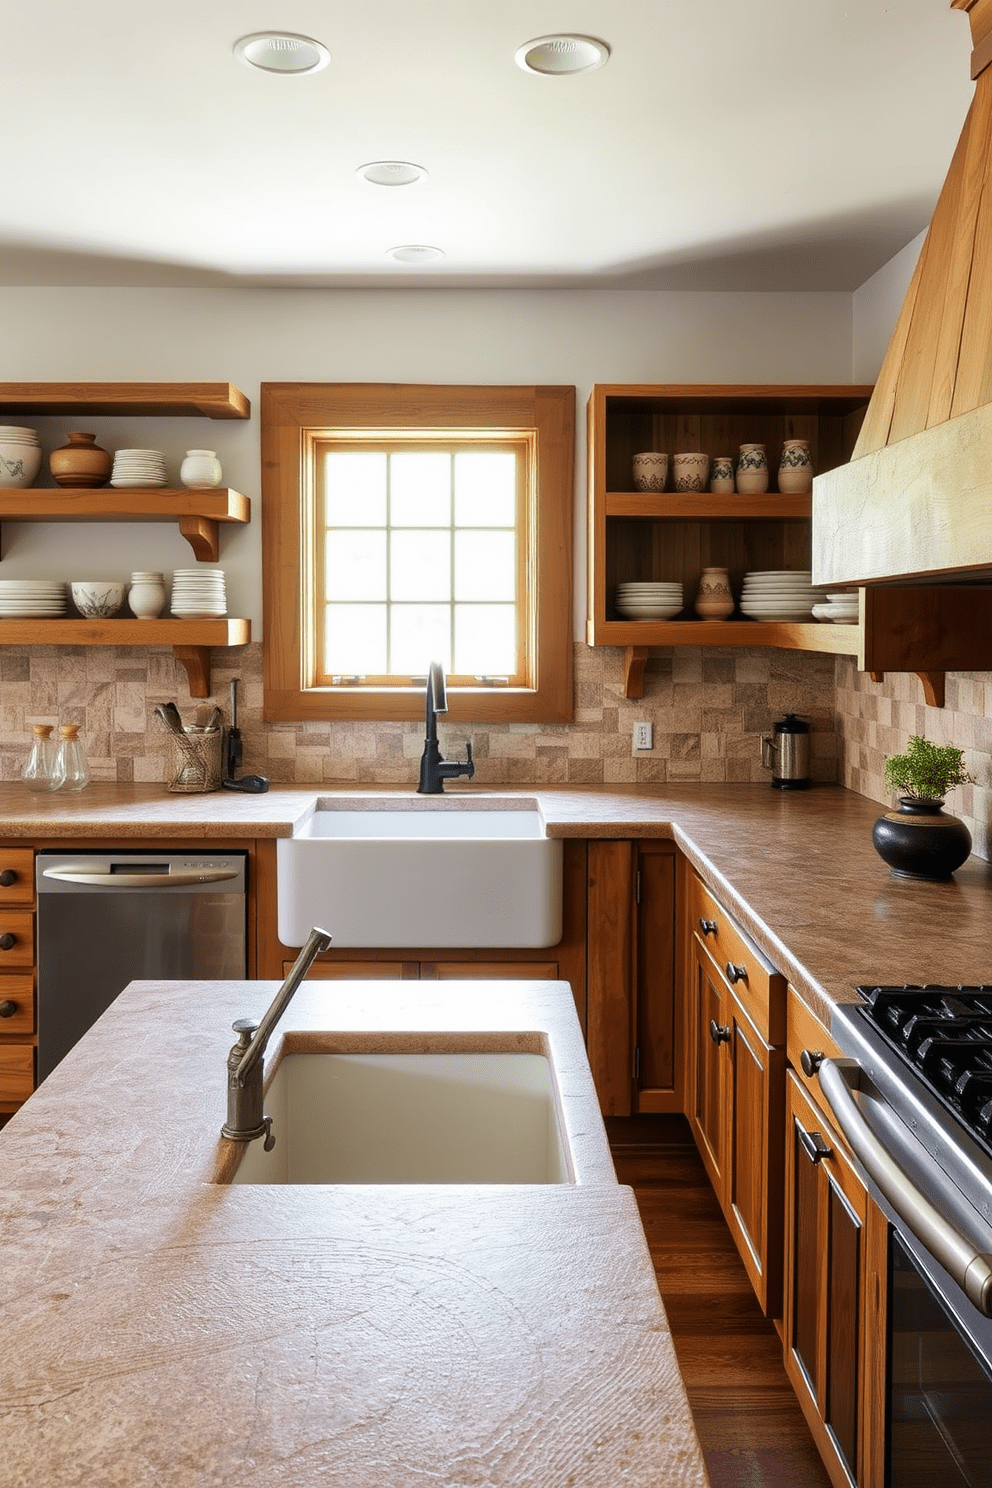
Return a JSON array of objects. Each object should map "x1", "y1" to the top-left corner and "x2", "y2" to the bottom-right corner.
[
  {"x1": 0, "y1": 617, "x2": 251, "y2": 698},
  {"x1": 0, "y1": 382, "x2": 250, "y2": 419},
  {"x1": 604, "y1": 493, "x2": 812, "y2": 520},
  {"x1": 0, "y1": 488, "x2": 251, "y2": 563}
]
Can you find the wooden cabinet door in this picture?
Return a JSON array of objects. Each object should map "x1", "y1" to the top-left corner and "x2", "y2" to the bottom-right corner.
[
  {"x1": 634, "y1": 842, "x2": 677, "y2": 1113},
  {"x1": 687, "y1": 936, "x2": 727, "y2": 1195},
  {"x1": 783, "y1": 1071, "x2": 887, "y2": 1488},
  {"x1": 586, "y1": 840, "x2": 635, "y2": 1116},
  {"x1": 726, "y1": 990, "x2": 784, "y2": 1316}
]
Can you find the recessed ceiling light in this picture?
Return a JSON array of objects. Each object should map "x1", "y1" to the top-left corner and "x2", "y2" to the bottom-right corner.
[
  {"x1": 358, "y1": 161, "x2": 428, "y2": 187},
  {"x1": 233, "y1": 32, "x2": 330, "y2": 75},
  {"x1": 514, "y1": 34, "x2": 610, "y2": 76},
  {"x1": 387, "y1": 245, "x2": 445, "y2": 264}
]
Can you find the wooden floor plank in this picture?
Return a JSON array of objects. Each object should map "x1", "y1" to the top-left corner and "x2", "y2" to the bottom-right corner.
[{"x1": 612, "y1": 1117, "x2": 832, "y2": 1488}]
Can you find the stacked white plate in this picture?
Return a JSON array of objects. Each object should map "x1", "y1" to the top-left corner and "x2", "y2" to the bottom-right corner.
[
  {"x1": 812, "y1": 591, "x2": 859, "y2": 624},
  {"x1": 0, "y1": 579, "x2": 68, "y2": 617},
  {"x1": 740, "y1": 570, "x2": 819, "y2": 622},
  {"x1": 110, "y1": 448, "x2": 167, "y2": 488},
  {"x1": 170, "y1": 568, "x2": 227, "y2": 618},
  {"x1": 615, "y1": 581, "x2": 684, "y2": 620}
]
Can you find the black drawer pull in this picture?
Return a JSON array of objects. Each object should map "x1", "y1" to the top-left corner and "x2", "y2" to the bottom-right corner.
[
  {"x1": 0, "y1": 933, "x2": 16, "y2": 951},
  {"x1": 800, "y1": 1049, "x2": 824, "y2": 1077},
  {"x1": 0, "y1": 999, "x2": 17, "y2": 1018},
  {"x1": 0, "y1": 869, "x2": 17, "y2": 888},
  {"x1": 698, "y1": 918, "x2": 718, "y2": 937},
  {"x1": 725, "y1": 962, "x2": 747, "y2": 985},
  {"x1": 798, "y1": 1127, "x2": 833, "y2": 1165},
  {"x1": 709, "y1": 1019, "x2": 730, "y2": 1045}
]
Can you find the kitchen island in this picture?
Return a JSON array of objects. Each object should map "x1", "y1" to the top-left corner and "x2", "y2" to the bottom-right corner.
[{"x1": 0, "y1": 974, "x2": 709, "y2": 1488}]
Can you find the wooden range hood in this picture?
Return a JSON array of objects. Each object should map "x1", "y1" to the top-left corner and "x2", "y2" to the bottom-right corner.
[{"x1": 814, "y1": 0, "x2": 992, "y2": 589}]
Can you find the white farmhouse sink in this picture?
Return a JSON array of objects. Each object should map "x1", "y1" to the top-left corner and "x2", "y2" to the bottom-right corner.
[
  {"x1": 230, "y1": 1050, "x2": 571, "y2": 1185},
  {"x1": 276, "y1": 797, "x2": 563, "y2": 948}
]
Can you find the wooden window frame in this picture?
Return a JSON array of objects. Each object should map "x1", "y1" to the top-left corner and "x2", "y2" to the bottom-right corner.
[{"x1": 261, "y1": 383, "x2": 574, "y2": 723}]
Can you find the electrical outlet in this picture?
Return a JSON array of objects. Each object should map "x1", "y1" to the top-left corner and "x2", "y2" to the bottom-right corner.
[{"x1": 633, "y1": 721, "x2": 653, "y2": 752}]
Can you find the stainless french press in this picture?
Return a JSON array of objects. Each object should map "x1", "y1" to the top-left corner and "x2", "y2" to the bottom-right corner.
[{"x1": 760, "y1": 713, "x2": 811, "y2": 790}]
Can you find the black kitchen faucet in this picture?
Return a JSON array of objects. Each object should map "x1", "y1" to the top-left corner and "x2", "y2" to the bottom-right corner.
[{"x1": 417, "y1": 661, "x2": 475, "y2": 794}]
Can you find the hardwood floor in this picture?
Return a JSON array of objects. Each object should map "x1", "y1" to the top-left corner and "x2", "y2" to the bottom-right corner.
[{"x1": 609, "y1": 1115, "x2": 832, "y2": 1488}]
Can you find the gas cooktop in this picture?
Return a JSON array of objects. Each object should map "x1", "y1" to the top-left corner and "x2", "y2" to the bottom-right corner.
[{"x1": 856, "y1": 985, "x2": 992, "y2": 1159}]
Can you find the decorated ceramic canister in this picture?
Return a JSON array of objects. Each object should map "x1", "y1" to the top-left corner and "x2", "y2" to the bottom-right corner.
[
  {"x1": 778, "y1": 438, "x2": 814, "y2": 494},
  {"x1": 709, "y1": 455, "x2": 734, "y2": 494},
  {"x1": 631, "y1": 451, "x2": 668, "y2": 492},
  {"x1": 736, "y1": 442, "x2": 769, "y2": 495}
]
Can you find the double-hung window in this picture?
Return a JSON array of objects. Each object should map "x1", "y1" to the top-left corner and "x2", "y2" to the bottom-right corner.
[{"x1": 262, "y1": 384, "x2": 574, "y2": 723}]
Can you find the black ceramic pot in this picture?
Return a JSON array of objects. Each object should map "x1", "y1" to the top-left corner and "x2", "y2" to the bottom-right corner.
[{"x1": 871, "y1": 796, "x2": 973, "y2": 880}]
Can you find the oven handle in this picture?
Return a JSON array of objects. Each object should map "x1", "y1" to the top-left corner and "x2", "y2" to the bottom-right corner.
[{"x1": 816, "y1": 1056, "x2": 992, "y2": 1319}]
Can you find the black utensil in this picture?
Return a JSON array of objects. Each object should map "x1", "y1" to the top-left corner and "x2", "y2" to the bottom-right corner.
[{"x1": 221, "y1": 774, "x2": 269, "y2": 793}]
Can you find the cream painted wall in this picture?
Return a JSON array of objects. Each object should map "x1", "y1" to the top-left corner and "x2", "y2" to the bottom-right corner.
[
  {"x1": 1, "y1": 285, "x2": 853, "y2": 637},
  {"x1": 852, "y1": 230, "x2": 924, "y2": 383}
]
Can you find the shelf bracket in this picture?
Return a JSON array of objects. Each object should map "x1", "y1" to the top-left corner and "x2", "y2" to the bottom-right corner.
[
  {"x1": 172, "y1": 645, "x2": 212, "y2": 698},
  {"x1": 177, "y1": 515, "x2": 220, "y2": 563},
  {"x1": 622, "y1": 646, "x2": 650, "y2": 699},
  {"x1": 916, "y1": 671, "x2": 946, "y2": 709}
]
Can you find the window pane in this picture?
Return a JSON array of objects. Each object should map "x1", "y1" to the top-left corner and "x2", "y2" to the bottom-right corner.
[
  {"x1": 391, "y1": 606, "x2": 451, "y2": 674},
  {"x1": 391, "y1": 531, "x2": 451, "y2": 601},
  {"x1": 391, "y1": 451, "x2": 452, "y2": 526},
  {"x1": 454, "y1": 451, "x2": 517, "y2": 527},
  {"x1": 325, "y1": 530, "x2": 386, "y2": 601},
  {"x1": 455, "y1": 531, "x2": 515, "y2": 601},
  {"x1": 325, "y1": 605, "x2": 386, "y2": 673},
  {"x1": 324, "y1": 452, "x2": 387, "y2": 526},
  {"x1": 454, "y1": 604, "x2": 516, "y2": 674}
]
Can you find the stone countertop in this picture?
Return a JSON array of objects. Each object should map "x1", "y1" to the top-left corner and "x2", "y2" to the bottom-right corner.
[
  {"x1": 5, "y1": 780, "x2": 990, "y2": 1022},
  {"x1": 0, "y1": 976, "x2": 708, "y2": 1488}
]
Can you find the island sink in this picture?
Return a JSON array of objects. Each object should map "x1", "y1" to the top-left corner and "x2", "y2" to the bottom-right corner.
[
  {"x1": 276, "y1": 796, "x2": 564, "y2": 948},
  {"x1": 227, "y1": 1047, "x2": 572, "y2": 1185}
]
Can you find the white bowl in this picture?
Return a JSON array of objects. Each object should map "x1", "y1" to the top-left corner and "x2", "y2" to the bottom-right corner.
[
  {"x1": 70, "y1": 581, "x2": 126, "y2": 618},
  {"x1": 0, "y1": 443, "x2": 42, "y2": 488},
  {"x1": 616, "y1": 603, "x2": 683, "y2": 620}
]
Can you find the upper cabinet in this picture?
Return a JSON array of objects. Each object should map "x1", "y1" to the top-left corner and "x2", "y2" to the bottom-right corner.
[{"x1": 587, "y1": 384, "x2": 872, "y2": 697}]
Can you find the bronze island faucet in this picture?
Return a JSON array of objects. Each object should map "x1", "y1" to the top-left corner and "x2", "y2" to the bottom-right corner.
[{"x1": 221, "y1": 925, "x2": 333, "y2": 1146}]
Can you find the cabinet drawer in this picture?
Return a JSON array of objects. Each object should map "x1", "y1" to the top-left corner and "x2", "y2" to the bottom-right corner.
[
  {"x1": 689, "y1": 873, "x2": 785, "y2": 1043},
  {"x1": 0, "y1": 1044, "x2": 34, "y2": 1103},
  {"x1": 0, "y1": 849, "x2": 34, "y2": 906},
  {"x1": 0, "y1": 974, "x2": 34, "y2": 1035},
  {"x1": 0, "y1": 911, "x2": 34, "y2": 968}
]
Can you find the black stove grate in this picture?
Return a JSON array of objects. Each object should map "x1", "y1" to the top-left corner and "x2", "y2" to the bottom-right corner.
[{"x1": 857, "y1": 985, "x2": 992, "y2": 1153}]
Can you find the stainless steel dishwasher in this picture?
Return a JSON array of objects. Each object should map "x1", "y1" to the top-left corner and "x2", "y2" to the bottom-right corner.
[{"x1": 36, "y1": 849, "x2": 248, "y2": 1083}]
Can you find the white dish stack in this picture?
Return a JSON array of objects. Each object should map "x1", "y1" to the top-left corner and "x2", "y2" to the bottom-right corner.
[
  {"x1": 110, "y1": 449, "x2": 167, "y2": 488},
  {"x1": 740, "y1": 570, "x2": 819, "y2": 622},
  {"x1": 0, "y1": 580, "x2": 68, "y2": 617},
  {"x1": 615, "y1": 581, "x2": 684, "y2": 620},
  {"x1": 812, "y1": 592, "x2": 860, "y2": 624},
  {"x1": 170, "y1": 569, "x2": 227, "y2": 618}
]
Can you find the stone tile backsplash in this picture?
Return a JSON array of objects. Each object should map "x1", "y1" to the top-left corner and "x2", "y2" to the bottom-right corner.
[{"x1": 5, "y1": 642, "x2": 988, "y2": 860}]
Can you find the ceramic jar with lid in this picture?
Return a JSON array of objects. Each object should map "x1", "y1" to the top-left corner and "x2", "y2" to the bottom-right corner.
[
  {"x1": 694, "y1": 566, "x2": 735, "y2": 620},
  {"x1": 736, "y1": 443, "x2": 769, "y2": 495},
  {"x1": 50, "y1": 432, "x2": 112, "y2": 488},
  {"x1": 180, "y1": 450, "x2": 223, "y2": 489},
  {"x1": 778, "y1": 438, "x2": 814, "y2": 494}
]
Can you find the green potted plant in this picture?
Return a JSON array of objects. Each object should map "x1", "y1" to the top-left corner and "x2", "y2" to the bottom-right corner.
[{"x1": 872, "y1": 734, "x2": 974, "y2": 880}]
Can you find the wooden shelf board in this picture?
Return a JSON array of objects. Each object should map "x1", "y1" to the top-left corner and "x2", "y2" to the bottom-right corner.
[
  {"x1": 0, "y1": 382, "x2": 250, "y2": 420},
  {"x1": 588, "y1": 619, "x2": 861, "y2": 655},
  {"x1": 0, "y1": 618, "x2": 250, "y2": 646},
  {"x1": 0, "y1": 489, "x2": 250, "y2": 523},
  {"x1": 605, "y1": 492, "x2": 811, "y2": 520},
  {"x1": 596, "y1": 384, "x2": 875, "y2": 417}
]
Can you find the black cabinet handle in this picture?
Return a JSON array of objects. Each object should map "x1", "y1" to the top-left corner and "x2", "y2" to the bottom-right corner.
[
  {"x1": 800, "y1": 1049, "x2": 824, "y2": 1078},
  {"x1": 0, "y1": 933, "x2": 16, "y2": 951},
  {"x1": 725, "y1": 962, "x2": 747, "y2": 985},
  {"x1": 0, "y1": 1000, "x2": 16, "y2": 1018},
  {"x1": 709, "y1": 1019, "x2": 730, "y2": 1045},
  {"x1": 0, "y1": 869, "x2": 17, "y2": 888},
  {"x1": 698, "y1": 918, "x2": 718, "y2": 937},
  {"x1": 798, "y1": 1127, "x2": 833, "y2": 1165}
]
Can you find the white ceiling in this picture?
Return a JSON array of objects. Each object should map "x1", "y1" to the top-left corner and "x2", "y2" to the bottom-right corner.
[{"x1": 0, "y1": 1, "x2": 974, "y2": 291}]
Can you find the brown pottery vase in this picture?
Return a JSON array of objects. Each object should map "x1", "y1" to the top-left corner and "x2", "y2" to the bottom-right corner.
[{"x1": 49, "y1": 431, "x2": 113, "y2": 488}]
